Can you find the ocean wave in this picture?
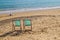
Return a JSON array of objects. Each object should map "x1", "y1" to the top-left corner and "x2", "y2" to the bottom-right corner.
[{"x1": 0, "y1": 6, "x2": 60, "y2": 14}]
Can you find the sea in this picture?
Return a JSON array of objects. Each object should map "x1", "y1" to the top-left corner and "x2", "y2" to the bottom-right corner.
[{"x1": 0, "y1": 0, "x2": 60, "y2": 14}]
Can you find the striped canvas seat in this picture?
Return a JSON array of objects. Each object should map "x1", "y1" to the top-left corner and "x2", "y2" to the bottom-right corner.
[
  {"x1": 24, "y1": 19, "x2": 31, "y2": 26},
  {"x1": 14, "y1": 20, "x2": 21, "y2": 26}
]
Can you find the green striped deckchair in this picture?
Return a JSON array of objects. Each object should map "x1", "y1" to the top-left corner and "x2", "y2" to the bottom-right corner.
[
  {"x1": 14, "y1": 20, "x2": 21, "y2": 26},
  {"x1": 24, "y1": 19, "x2": 31, "y2": 26}
]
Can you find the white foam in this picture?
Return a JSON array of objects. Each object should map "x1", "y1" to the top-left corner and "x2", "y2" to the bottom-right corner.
[{"x1": 0, "y1": 6, "x2": 60, "y2": 14}]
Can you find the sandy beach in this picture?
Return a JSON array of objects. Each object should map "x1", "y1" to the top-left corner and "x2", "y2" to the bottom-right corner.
[{"x1": 0, "y1": 8, "x2": 60, "y2": 40}]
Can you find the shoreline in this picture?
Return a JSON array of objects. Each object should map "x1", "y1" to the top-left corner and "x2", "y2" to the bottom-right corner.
[
  {"x1": 0, "y1": 6, "x2": 60, "y2": 14},
  {"x1": 0, "y1": 7, "x2": 60, "y2": 21}
]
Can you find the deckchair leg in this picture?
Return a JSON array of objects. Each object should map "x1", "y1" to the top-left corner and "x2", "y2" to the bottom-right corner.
[
  {"x1": 30, "y1": 19, "x2": 32, "y2": 31},
  {"x1": 20, "y1": 20, "x2": 25, "y2": 33},
  {"x1": 12, "y1": 24, "x2": 15, "y2": 32},
  {"x1": 12, "y1": 21, "x2": 15, "y2": 32},
  {"x1": 31, "y1": 25, "x2": 32, "y2": 31},
  {"x1": 20, "y1": 26, "x2": 22, "y2": 31},
  {"x1": 23, "y1": 21, "x2": 25, "y2": 33},
  {"x1": 12, "y1": 26, "x2": 15, "y2": 32},
  {"x1": 23, "y1": 25, "x2": 25, "y2": 32}
]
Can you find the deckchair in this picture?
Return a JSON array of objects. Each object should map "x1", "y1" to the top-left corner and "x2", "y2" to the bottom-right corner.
[
  {"x1": 14, "y1": 20, "x2": 21, "y2": 26},
  {"x1": 23, "y1": 19, "x2": 32, "y2": 31},
  {"x1": 12, "y1": 20, "x2": 21, "y2": 31}
]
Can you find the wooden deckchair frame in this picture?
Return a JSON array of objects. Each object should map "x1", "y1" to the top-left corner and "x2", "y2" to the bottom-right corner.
[
  {"x1": 23, "y1": 19, "x2": 32, "y2": 31},
  {"x1": 11, "y1": 18, "x2": 32, "y2": 33},
  {"x1": 12, "y1": 19, "x2": 21, "y2": 32}
]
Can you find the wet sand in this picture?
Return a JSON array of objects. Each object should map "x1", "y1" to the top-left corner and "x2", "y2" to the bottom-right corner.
[{"x1": 0, "y1": 8, "x2": 60, "y2": 21}]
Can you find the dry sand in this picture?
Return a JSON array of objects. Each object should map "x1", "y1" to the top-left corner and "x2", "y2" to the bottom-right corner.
[
  {"x1": 0, "y1": 8, "x2": 60, "y2": 40},
  {"x1": 0, "y1": 13, "x2": 10, "y2": 18}
]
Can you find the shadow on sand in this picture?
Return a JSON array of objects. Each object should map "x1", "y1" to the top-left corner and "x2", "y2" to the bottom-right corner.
[
  {"x1": 0, "y1": 30, "x2": 32, "y2": 37},
  {"x1": 0, "y1": 30, "x2": 22, "y2": 37}
]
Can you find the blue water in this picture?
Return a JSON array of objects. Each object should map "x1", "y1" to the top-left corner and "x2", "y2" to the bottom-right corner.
[{"x1": 0, "y1": 0, "x2": 60, "y2": 10}]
